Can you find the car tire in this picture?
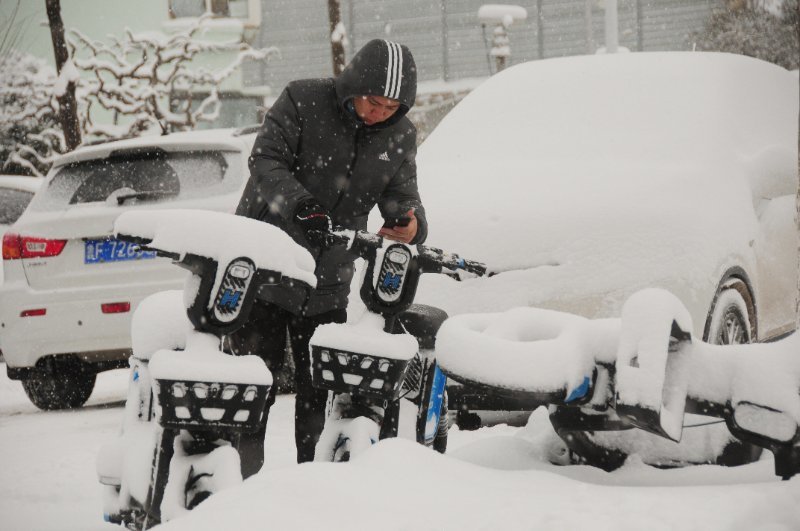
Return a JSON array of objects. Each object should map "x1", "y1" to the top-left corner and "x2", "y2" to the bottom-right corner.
[
  {"x1": 702, "y1": 281, "x2": 763, "y2": 466},
  {"x1": 705, "y1": 284, "x2": 753, "y2": 345},
  {"x1": 21, "y1": 358, "x2": 96, "y2": 410}
]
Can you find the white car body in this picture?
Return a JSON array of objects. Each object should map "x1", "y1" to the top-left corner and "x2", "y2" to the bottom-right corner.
[
  {"x1": 415, "y1": 51, "x2": 798, "y2": 343},
  {"x1": 0, "y1": 129, "x2": 255, "y2": 384},
  {"x1": 411, "y1": 51, "x2": 798, "y2": 465},
  {"x1": 0, "y1": 175, "x2": 43, "y2": 285}
]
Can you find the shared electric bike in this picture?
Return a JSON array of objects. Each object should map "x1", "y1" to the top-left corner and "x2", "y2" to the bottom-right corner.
[
  {"x1": 308, "y1": 229, "x2": 487, "y2": 461},
  {"x1": 96, "y1": 209, "x2": 317, "y2": 529},
  {"x1": 435, "y1": 288, "x2": 800, "y2": 480}
]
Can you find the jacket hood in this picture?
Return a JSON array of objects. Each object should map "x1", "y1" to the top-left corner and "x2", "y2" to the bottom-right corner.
[{"x1": 335, "y1": 39, "x2": 417, "y2": 127}]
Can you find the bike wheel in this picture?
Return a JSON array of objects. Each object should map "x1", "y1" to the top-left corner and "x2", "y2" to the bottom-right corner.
[{"x1": 317, "y1": 416, "x2": 380, "y2": 462}]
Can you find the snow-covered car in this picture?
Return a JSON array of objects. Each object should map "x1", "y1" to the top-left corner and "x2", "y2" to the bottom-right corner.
[
  {"x1": 413, "y1": 52, "x2": 798, "y2": 458},
  {"x1": 0, "y1": 175, "x2": 43, "y2": 285},
  {"x1": 0, "y1": 128, "x2": 256, "y2": 409}
]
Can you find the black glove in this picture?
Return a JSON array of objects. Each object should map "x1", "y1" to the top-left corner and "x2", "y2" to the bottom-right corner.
[{"x1": 294, "y1": 200, "x2": 331, "y2": 241}]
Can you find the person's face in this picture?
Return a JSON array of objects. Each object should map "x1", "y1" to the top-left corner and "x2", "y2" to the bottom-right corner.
[{"x1": 353, "y1": 95, "x2": 401, "y2": 125}]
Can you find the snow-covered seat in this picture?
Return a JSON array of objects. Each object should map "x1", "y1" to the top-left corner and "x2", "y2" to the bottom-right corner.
[{"x1": 436, "y1": 307, "x2": 619, "y2": 401}]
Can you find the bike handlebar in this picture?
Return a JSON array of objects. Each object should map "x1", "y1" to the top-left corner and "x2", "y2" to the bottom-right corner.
[{"x1": 311, "y1": 228, "x2": 488, "y2": 277}]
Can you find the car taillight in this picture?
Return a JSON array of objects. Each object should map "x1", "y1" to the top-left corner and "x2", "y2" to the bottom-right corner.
[
  {"x1": 2, "y1": 233, "x2": 21, "y2": 260},
  {"x1": 101, "y1": 302, "x2": 131, "y2": 314},
  {"x1": 2, "y1": 233, "x2": 67, "y2": 260},
  {"x1": 21, "y1": 308, "x2": 47, "y2": 317}
]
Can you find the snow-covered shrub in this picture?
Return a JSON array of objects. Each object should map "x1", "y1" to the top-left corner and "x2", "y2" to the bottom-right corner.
[
  {"x1": 67, "y1": 16, "x2": 277, "y2": 140},
  {"x1": 0, "y1": 51, "x2": 62, "y2": 176},
  {"x1": 0, "y1": 16, "x2": 276, "y2": 176},
  {"x1": 693, "y1": 0, "x2": 799, "y2": 69}
]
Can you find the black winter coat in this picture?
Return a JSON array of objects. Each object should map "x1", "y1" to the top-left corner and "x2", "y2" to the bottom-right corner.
[{"x1": 236, "y1": 39, "x2": 427, "y2": 316}]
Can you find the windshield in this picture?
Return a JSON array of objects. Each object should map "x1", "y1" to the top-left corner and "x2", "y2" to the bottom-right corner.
[
  {"x1": 0, "y1": 188, "x2": 35, "y2": 224},
  {"x1": 31, "y1": 150, "x2": 238, "y2": 211}
]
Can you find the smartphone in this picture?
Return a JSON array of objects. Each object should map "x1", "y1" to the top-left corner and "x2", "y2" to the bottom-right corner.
[{"x1": 382, "y1": 216, "x2": 412, "y2": 229}]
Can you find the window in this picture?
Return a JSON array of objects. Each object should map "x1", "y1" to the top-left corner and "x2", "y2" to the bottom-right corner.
[
  {"x1": 0, "y1": 188, "x2": 35, "y2": 224},
  {"x1": 31, "y1": 150, "x2": 239, "y2": 211},
  {"x1": 168, "y1": 0, "x2": 257, "y2": 23},
  {"x1": 170, "y1": 93, "x2": 265, "y2": 130}
]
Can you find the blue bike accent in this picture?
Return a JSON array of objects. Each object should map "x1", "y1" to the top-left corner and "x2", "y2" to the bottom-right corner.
[
  {"x1": 565, "y1": 375, "x2": 591, "y2": 403},
  {"x1": 382, "y1": 272, "x2": 402, "y2": 290},
  {"x1": 218, "y1": 289, "x2": 242, "y2": 310},
  {"x1": 424, "y1": 363, "x2": 447, "y2": 444}
]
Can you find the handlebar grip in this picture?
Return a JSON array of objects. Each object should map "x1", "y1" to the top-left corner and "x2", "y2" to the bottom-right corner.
[{"x1": 462, "y1": 259, "x2": 487, "y2": 277}]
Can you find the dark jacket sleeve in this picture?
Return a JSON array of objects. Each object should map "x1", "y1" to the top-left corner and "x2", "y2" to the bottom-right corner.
[
  {"x1": 238, "y1": 85, "x2": 313, "y2": 221},
  {"x1": 378, "y1": 142, "x2": 428, "y2": 245}
]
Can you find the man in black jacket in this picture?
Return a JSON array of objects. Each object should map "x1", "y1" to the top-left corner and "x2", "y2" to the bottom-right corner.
[{"x1": 231, "y1": 39, "x2": 427, "y2": 473}]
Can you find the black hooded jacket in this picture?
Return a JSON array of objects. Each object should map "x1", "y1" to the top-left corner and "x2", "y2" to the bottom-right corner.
[{"x1": 237, "y1": 39, "x2": 427, "y2": 316}]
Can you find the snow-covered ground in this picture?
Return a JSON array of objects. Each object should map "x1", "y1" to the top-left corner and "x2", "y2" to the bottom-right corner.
[{"x1": 1, "y1": 362, "x2": 798, "y2": 531}]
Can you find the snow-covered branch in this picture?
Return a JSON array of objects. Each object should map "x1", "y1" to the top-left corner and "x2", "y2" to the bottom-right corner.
[
  {"x1": 65, "y1": 18, "x2": 276, "y2": 137},
  {"x1": 1, "y1": 17, "x2": 278, "y2": 175}
]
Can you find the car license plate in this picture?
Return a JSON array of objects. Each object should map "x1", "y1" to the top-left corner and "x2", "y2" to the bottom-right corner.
[{"x1": 84, "y1": 239, "x2": 156, "y2": 264}]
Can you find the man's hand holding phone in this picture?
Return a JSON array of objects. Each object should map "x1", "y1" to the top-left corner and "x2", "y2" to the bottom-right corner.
[{"x1": 378, "y1": 208, "x2": 417, "y2": 244}]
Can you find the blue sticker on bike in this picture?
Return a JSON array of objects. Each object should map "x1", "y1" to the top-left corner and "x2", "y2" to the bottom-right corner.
[{"x1": 424, "y1": 364, "x2": 447, "y2": 444}]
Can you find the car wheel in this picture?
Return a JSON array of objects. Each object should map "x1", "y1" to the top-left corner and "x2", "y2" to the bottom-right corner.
[
  {"x1": 703, "y1": 281, "x2": 762, "y2": 466},
  {"x1": 21, "y1": 357, "x2": 96, "y2": 410},
  {"x1": 705, "y1": 284, "x2": 753, "y2": 345}
]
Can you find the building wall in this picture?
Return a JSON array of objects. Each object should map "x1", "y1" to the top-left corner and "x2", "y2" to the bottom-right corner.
[{"x1": 255, "y1": 0, "x2": 723, "y2": 93}]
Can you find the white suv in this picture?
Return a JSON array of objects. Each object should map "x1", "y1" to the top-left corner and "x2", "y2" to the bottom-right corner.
[{"x1": 0, "y1": 128, "x2": 256, "y2": 409}]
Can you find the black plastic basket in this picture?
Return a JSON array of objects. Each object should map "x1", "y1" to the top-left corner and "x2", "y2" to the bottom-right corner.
[
  {"x1": 310, "y1": 346, "x2": 412, "y2": 401},
  {"x1": 154, "y1": 378, "x2": 270, "y2": 433}
]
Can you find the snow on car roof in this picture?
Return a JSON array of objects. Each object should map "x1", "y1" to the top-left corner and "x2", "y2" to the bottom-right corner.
[
  {"x1": 413, "y1": 52, "x2": 797, "y2": 323},
  {"x1": 50, "y1": 128, "x2": 256, "y2": 168},
  {"x1": 0, "y1": 175, "x2": 44, "y2": 194}
]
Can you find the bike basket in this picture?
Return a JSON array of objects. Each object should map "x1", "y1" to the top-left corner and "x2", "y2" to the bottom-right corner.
[
  {"x1": 154, "y1": 379, "x2": 270, "y2": 433},
  {"x1": 310, "y1": 346, "x2": 412, "y2": 401}
]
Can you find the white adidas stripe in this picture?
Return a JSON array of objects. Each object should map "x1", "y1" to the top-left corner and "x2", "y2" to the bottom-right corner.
[{"x1": 383, "y1": 40, "x2": 403, "y2": 100}]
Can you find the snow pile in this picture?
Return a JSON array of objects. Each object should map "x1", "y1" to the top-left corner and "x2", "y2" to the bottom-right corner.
[
  {"x1": 2, "y1": 367, "x2": 800, "y2": 531},
  {"x1": 155, "y1": 432, "x2": 800, "y2": 531}
]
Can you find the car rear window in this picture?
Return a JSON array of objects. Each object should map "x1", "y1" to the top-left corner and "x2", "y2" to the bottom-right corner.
[
  {"x1": 0, "y1": 188, "x2": 35, "y2": 224},
  {"x1": 31, "y1": 150, "x2": 239, "y2": 211}
]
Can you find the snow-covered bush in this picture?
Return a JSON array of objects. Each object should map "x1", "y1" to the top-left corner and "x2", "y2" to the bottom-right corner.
[
  {"x1": 0, "y1": 16, "x2": 276, "y2": 176},
  {"x1": 67, "y1": 16, "x2": 277, "y2": 140},
  {"x1": 0, "y1": 51, "x2": 62, "y2": 176},
  {"x1": 693, "y1": 0, "x2": 799, "y2": 69}
]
